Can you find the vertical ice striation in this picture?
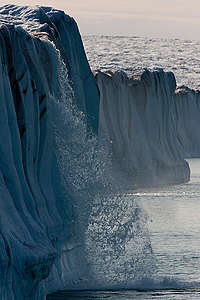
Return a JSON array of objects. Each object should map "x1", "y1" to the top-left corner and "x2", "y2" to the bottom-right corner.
[
  {"x1": 96, "y1": 70, "x2": 190, "y2": 186},
  {"x1": 175, "y1": 87, "x2": 200, "y2": 158},
  {"x1": 0, "y1": 4, "x2": 100, "y2": 134},
  {"x1": 0, "y1": 4, "x2": 197, "y2": 300},
  {"x1": 0, "y1": 5, "x2": 100, "y2": 299},
  {"x1": 0, "y1": 5, "x2": 154, "y2": 299},
  {"x1": 0, "y1": 23, "x2": 62, "y2": 300}
]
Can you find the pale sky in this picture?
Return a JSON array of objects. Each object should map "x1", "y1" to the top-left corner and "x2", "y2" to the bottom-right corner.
[{"x1": 1, "y1": 0, "x2": 200, "y2": 39}]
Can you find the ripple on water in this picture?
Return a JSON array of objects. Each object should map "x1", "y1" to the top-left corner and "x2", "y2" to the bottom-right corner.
[{"x1": 83, "y1": 36, "x2": 200, "y2": 89}]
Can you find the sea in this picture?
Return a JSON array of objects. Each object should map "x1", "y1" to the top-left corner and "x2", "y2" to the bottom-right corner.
[
  {"x1": 47, "y1": 36, "x2": 200, "y2": 299},
  {"x1": 83, "y1": 35, "x2": 200, "y2": 89}
]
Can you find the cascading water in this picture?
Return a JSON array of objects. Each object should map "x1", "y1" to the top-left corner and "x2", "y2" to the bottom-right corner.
[
  {"x1": 1, "y1": 5, "x2": 193, "y2": 299},
  {"x1": 49, "y1": 46, "x2": 155, "y2": 290}
]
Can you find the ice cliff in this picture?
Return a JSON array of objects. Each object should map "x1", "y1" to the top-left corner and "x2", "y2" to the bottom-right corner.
[
  {"x1": 175, "y1": 86, "x2": 200, "y2": 158},
  {"x1": 96, "y1": 70, "x2": 190, "y2": 186},
  {"x1": 0, "y1": 4, "x2": 193, "y2": 300},
  {"x1": 0, "y1": 4, "x2": 153, "y2": 299},
  {"x1": 0, "y1": 4, "x2": 101, "y2": 299},
  {"x1": 0, "y1": 4, "x2": 99, "y2": 133}
]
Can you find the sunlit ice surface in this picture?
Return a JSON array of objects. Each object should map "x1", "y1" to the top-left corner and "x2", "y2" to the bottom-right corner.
[{"x1": 48, "y1": 159, "x2": 200, "y2": 299}]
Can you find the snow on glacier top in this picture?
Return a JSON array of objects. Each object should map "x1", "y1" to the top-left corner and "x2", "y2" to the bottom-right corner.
[{"x1": 0, "y1": 4, "x2": 72, "y2": 33}]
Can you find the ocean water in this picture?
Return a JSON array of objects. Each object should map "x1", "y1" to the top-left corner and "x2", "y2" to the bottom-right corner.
[
  {"x1": 83, "y1": 35, "x2": 200, "y2": 89},
  {"x1": 48, "y1": 159, "x2": 200, "y2": 299},
  {"x1": 48, "y1": 36, "x2": 200, "y2": 299}
]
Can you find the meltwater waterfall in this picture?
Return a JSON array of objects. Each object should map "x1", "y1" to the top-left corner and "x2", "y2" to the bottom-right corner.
[
  {"x1": 1, "y1": 3, "x2": 200, "y2": 299},
  {"x1": 0, "y1": 5, "x2": 155, "y2": 299}
]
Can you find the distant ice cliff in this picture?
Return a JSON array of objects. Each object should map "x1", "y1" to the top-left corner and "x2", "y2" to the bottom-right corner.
[
  {"x1": 175, "y1": 86, "x2": 200, "y2": 158},
  {"x1": 96, "y1": 70, "x2": 190, "y2": 186},
  {"x1": 0, "y1": 4, "x2": 195, "y2": 300}
]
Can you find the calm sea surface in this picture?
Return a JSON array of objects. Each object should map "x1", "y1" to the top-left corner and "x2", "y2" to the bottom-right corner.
[{"x1": 48, "y1": 37, "x2": 200, "y2": 299}]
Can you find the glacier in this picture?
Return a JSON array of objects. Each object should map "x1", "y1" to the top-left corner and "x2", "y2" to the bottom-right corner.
[
  {"x1": 0, "y1": 4, "x2": 154, "y2": 299},
  {"x1": 0, "y1": 4, "x2": 101, "y2": 299},
  {"x1": 96, "y1": 70, "x2": 190, "y2": 186},
  {"x1": 0, "y1": 4, "x2": 195, "y2": 300},
  {"x1": 175, "y1": 86, "x2": 200, "y2": 158}
]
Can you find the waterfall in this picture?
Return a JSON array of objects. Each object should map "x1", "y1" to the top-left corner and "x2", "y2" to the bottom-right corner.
[
  {"x1": 48, "y1": 46, "x2": 155, "y2": 291},
  {"x1": 0, "y1": 6, "x2": 154, "y2": 298}
]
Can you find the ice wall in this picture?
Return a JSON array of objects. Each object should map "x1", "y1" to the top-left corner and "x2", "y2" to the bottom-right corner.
[
  {"x1": 0, "y1": 23, "x2": 58, "y2": 300},
  {"x1": 0, "y1": 5, "x2": 101, "y2": 299},
  {"x1": 0, "y1": 4, "x2": 194, "y2": 300},
  {"x1": 0, "y1": 5, "x2": 153, "y2": 299},
  {"x1": 0, "y1": 4, "x2": 100, "y2": 133},
  {"x1": 175, "y1": 86, "x2": 200, "y2": 158},
  {"x1": 96, "y1": 70, "x2": 190, "y2": 186}
]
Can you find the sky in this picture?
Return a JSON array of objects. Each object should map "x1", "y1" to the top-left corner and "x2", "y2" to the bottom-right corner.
[{"x1": 1, "y1": 0, "x2": 200, "y2": 40}]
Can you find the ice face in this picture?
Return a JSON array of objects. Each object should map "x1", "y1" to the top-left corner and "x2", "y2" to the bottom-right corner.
[
  {"x1": 0, "y1": 5, "x2": 101, "y2": 299},
  {"x1": 0, "y1": 4, "x2": 194, "y2": 300},
  {"x1": 0, "y1": 4, "x2": 100, "y2": 134},
  {"x1": 0, "y1": 26, "x2": 56, "y2": 300},
  {"x1": 0, "y1": 5, "x2": 151, "y2": 299},
  {"x1": 175, "y1": 87, "x2": 200, "y2": 158},
  {"x1": 96, "y1": 69, "x2": 190, "y2": 186}
]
